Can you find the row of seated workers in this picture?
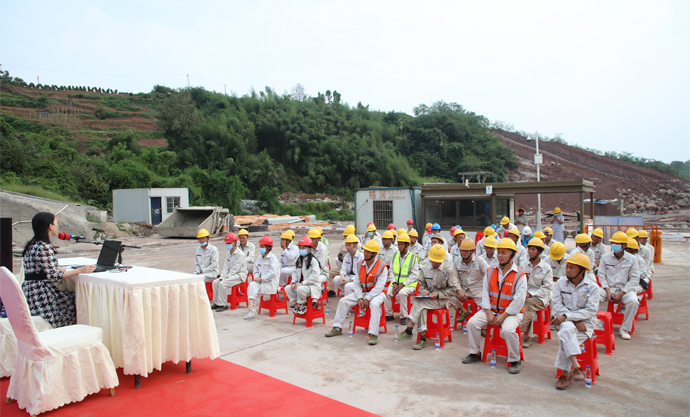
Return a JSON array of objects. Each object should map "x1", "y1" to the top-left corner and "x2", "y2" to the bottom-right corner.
[{"x1": 196, "y1": 220, "x2": 654, "y2": 390}]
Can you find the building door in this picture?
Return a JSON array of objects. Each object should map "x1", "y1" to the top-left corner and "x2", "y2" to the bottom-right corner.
[{"x1": 150, "y1": 197, "x2": 162, "y2": 225}]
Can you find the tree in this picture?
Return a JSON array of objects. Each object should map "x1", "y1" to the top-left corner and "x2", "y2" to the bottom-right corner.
[
  {"x1": 156, "y1": 89, "x2": 204, "y2": 146},
  {"x1": 291, "y1": 83, "x2": 306, "y2": 101}
]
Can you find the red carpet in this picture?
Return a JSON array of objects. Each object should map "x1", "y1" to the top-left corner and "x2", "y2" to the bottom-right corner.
[{"x1": 1, "y1": 358, "x2": 377, "y2": 417}]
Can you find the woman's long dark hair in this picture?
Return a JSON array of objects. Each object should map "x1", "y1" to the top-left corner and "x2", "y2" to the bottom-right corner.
[
  {"x1": 296, "y1": 250, "x2": 320, "y2": 270},
  {"x1": 22, "y1": 212, "x2": 55, "y2": 256}
]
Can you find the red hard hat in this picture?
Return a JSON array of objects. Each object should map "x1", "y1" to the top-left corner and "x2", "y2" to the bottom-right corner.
[
  {"x1": 367, "y1": 222, "x2": 374, "y2": 226},
  {"x1": 297, "y1": 236, "x2": 313, "y2": 247},
  {"x1": 426, "y1": 225, "x2": 432, "y2": 233},
  {"x1": 224, "y1": 232, "x2": 238, "y2": 243},
  {"x1": 407, "y1": 219, "x2": 414, "y2": 224},
  {"x1": 259, "y1": 236, "x2": 273, "y2": 246},
  {"x1": 450, "y1": 226, "x2": 457, "y2": 234},
  {"x1": 388, "y1": 223, "x2": 396, "y2": 229}
]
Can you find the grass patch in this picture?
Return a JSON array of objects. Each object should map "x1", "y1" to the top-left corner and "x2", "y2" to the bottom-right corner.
[{"x1": 0, "y1": 183, "x2": 79, "y2": 203}]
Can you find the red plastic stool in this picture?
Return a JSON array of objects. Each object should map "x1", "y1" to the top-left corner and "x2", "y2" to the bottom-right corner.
[
  {"x1": 533, "y1": 305, "x2": 552, "y2": 344},
  {"x1": 227, "y1": 281, "x2": 248, "y2": 310},
  {"x1": 321, "y1": 282, "x2": 328, "y2": 302},
  {"x1": 453, "y1": 299, "x2": 478, "y2": 330},
  {"x1": 293, "y1": 296, "x2": 326, "y2": 328},
  {"x1": 607, "y1": 301, "x2": 635, "y2": 334},
  {"x1": 646, "y1": 279, "x2": 653, "y2": 300},
  {"x1": 482, "y1": 324, "x2": 524, "y2": 364},
  {"x1": 205, "y1": 282, "x2": 213, "y2": 301},
  {"x1": 556, "y1": 337, "x2": 600, "y2": 384},
  {"x1": 351, "y1": 305, "x2": 388, "y2": 335},
  {"x1": 416, "y1": 308, "x2": 452, "y2": 348},
  {"x1": 594, "y1": 311, "x2": 615, "y2": 355},
  {"x1": 258, "y1": 287, "x2": 288, "y2": 317},
  {"x1": 636, "y1": 292, "x2": 650, "y2": 321}
]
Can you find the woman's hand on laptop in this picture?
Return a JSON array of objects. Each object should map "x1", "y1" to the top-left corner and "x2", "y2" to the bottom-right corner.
[{"x1": 79, "y1": 265, "x2": 97, "y2": 274}]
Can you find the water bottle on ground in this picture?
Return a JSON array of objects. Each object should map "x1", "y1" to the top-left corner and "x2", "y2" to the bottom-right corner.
[
  {"x1": 585, "y1": 366, "x2": 592, "y2": 388},
  {"x1": 450, "y1": 315, "x2": 453, "y2": 330},
  {"x1": 348, "y1": 321, "x2": 353, "y2": 337},
  {"x1": 395, "y1": 325, "x2": 399, "y2": 341},
  {"x1": 325, "y1": 301, "x2": 329, "y2": 314},
  {"x1": 435, "y1": 333, "x2": 440, "y2": 349},
  {"x1": 490, "y1": 349, "x2": 496, "y2": 368},
  {"x1": 462, "y1": 320, "x2": 467, "y2": 335}
]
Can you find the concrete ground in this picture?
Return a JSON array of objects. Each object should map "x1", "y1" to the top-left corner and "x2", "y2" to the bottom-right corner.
[{"x1": 19, "y1": 234, "x2": 690, "y2": 417}]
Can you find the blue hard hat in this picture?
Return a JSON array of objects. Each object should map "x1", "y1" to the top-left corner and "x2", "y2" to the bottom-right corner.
[
  {"x1": 431, "y1": 223, "x2": 441, "y2": 230},
  {"x1": 490, "y1": 224, "x2": 498, "y2": 231}
]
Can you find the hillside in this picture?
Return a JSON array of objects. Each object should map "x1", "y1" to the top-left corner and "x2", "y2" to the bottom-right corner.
[{"x1": 493, "y1": 129, "x2": 690, "y2": 213}]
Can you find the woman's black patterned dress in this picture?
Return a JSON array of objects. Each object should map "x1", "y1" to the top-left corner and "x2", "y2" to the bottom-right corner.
[{"x1": 22, "y1": 241, "x2": 76, "y2": 328}]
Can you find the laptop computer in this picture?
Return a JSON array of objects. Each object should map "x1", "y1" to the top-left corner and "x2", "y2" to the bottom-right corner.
[{"x1": 92, "y1": 240, "x2": 122, "y2": 272}]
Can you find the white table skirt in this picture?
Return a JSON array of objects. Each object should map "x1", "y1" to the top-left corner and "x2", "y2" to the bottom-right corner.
[{"x1": 59, "y1": 257, "x2": 220, "y2": 377}]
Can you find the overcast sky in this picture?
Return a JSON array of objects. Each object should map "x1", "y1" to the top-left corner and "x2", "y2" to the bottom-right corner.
[{"x1": 2, "y1": 0, "x2": 688, "y2": 163}]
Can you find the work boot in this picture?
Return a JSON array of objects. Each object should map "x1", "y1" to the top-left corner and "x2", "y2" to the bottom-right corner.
[
  {"x1": 325, "y1": 328, "x2": 343, "y2": 337},
  {"x1": 368, "y1": 335, "x2": 378, "y2": 345},
  {"x1": 572, "y1": 368, "x2": 585, "y2": 381},
  {"x1": 243, "y1": 309, "x2": 256, "y2": 320},
  {"x1": 312, "y1": 301, "x2": 320, "y2": 310},
  {"x1": 413, "y1": 339, "x2": 427, "y2": 350},
  {"x1": 396, "y1": 330, "x2": 413, "y2": 341},
  {"x1": 462, "y1": 353, "x2": 482, "y2": 364},
  {"x1": 214, "y1": 306, "x2": 228, "y2": 313},
  {"x1": 327, "y1": 290, "x2": 336, "y2": 297},
  {"x1": 522, "y1": 337, "x2": 532, "y2": 348},
  {"x1": 211, "y1": 304, "x2": 222, "y2": 310},
  {"x1": 556, "y1": 373, "x2": 572, "y2": 390},
  {"x1": 400, "y1": 318, "x2": 408, "y2": 325},
  {"x1": 456, "y1": 310, "x2": 471, "y2": 322},
  {"x1": 508, "y1": 361, "x2": 522, "y2": 374},
  {"x1": 386, "y1": 315, "x2": 395, "y2": 322},
  {"x1": 619, "y1": 328, "x2": 631, "y2": 340}
]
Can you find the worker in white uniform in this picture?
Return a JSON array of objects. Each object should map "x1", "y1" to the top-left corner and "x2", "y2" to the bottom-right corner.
[
  {"x1": 308, "y1": 228, "x2": 329, "y2": 284},
  {"x1": 625, "y1": 238, "x2": 651, "y2": 297},
  {"x1": 334, "y1": 234, "x2": 364, "y2": 297},
  {"x1": 245, "y1": 236, "x2": 281, "y2": 320},
  {"x1": 519, "y1": 226, "x2": 533, "y2": 248},
  {"x1": 454, "y1": 239, "x2": 489, "y2": 323},
  {"x1": 627, "y1": 229, "x2": 652, "y2": 273},
  {"x1": 286, "y1": 236, "x2": 323, "y2": 314},
  {"x1": 638, "y1": 230, "x2": 654, "y2": 278},
  {"x1": 194, "y1": 228, "x2": 219, "y2": 283},
  {"x1": 497, "y1": 217, "x2": 516, "y2": 237},
  {"x1": 363, "y1": 224, "x2": 383, "y2": 248},
  {"x1": 408, "y1": 229, "x2": 424, "y2": 255},
  {"x1": 533, "y1": 230, "x2": 550, "y2": 260},
  {"x1": 447, "y1": 226, "x2": 459, "y2": 253},
  {"x1": 449, "y1": 228, "x2": 466, "y2": 262},
  {"x1": 598, "y1": 231, "x2": 640, "y2": 340},
  {"x1": 514, "y1": 208, "x2": 529, "y2": 234},
  {"x1": 395, "y1": 244, "x2": 459, "y2": 349},
  {"x1": 590, "y1": 228, "x2": 606, "y2": 274},
  {"x1": 519, "y1": 238, "x2": 554, "y2": 348},
  {"x1": 476, "y1": 226, "x2": 498, "y2": 258},
  {"x1": 551, "y1": 207, "x2": 565, "y2": 243},
  {"x1": 479, "y1": 236, "x2": 499, "y2": 269},
  {"x1": 552, "y1": 253, "x2": 599, "y2": 390},
  {"x1": 384, "y1": 233, "x2": 420, "y2": 324},
  {"x1": 377, "y1": 230, "x2": 399, "y2": 267},
  {"x1": 406, "y1": 219, "x2": 415, "y2": 233},
  {"x1": 571, "y1": 234, "x2": 597, "y2": 282},
  {"x1": 329, "y1": 225, "x2": 354, "y2": 296},
  {"x1": 325, "y1": 240, "x2": 388, "y2": 345},
  {"x1": 237, "y1": 229, "x2": 255, "y2": 276},
  {"x1": 506, "y1": 228, "x2": 528, "y2": 267},
  {"x1": 211, "y1": 232, "x2": 248, "y2": 312},
  {"x1": 316, "y1": 226, "x2": 330, "y2": 259},
  {"x1": 463, "y1": 238, "x2": 527, "y2": 374},
  {"x1": 543, "y1": 227, "x2": 554, "y2": 247},
  {"x1": 546, "y1": 242, "x2": 570, "y2": 282},
  {"x1": 279, "y1": 231, "x2": 300, "y2": 287},
  {"x1": 421, "y1": 231, "x2": 449, "y2": 260},
  {"x1": 421, "y1": 223, "x2": 433, "y2": 246}
]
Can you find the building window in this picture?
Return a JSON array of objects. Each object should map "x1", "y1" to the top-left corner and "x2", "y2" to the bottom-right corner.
[
  {"x1": 373, "y1": 201, "x2": 393, "y2": 230},
  {"x1": 166, "y1": 197, "x2": 180, "y2": 214}
]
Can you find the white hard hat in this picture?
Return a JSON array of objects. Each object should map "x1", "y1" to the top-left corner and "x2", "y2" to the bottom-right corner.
[{"x1": 522, "y1": 226, "x2": 532, "y2": 235}]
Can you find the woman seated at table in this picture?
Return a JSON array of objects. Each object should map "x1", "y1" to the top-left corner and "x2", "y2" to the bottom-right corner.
[
  {"x1": 244, "y1": 236, "x2": 280, "y2": 320},
  {"x1": 285, "y1": 236, "x2": 323, "y2": 314},
  {"x1": 22, "y1": 212, "x2": 96, "y2": 328}
]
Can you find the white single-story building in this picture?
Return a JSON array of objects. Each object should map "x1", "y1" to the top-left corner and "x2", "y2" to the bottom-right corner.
[
  {"x1": 354, "y1": 187, "x2": 422, "y2": 235},
  {"x1": 113, "y1": 188, "x2": 189, "y2": 225}
]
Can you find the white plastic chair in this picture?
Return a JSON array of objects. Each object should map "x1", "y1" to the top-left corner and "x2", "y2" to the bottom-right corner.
[{"x1": 0, "y1": 267, "x2": 119, "y2": 416}]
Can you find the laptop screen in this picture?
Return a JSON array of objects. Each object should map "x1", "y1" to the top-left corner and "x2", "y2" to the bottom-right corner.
[{"x1": 97, "y1": 240, "x2": 122, "y2": 267}]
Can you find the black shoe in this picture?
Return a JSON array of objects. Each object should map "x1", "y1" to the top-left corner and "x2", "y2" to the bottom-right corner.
[
  {"x1": 462, "y1": 354, "x2": 482, "y2": 364},
  {"x1": 400, "y1": 318, "x2": 408, "y2": 325},
  {"x1": 386, "y1": 315, "x2": 395, "y2": 322},
  {"x1": 328, "y1": 290, "x2": 336, "y2": 297},
  {"x1": 214, "y1": 306, "x2": 228, "y2": 313},
  {"x1": 313, "y1": 302, "x2": 321, "y2": 310},
  {"x1": 211, "y1": 304, "x2": 221, "y2": 310}
]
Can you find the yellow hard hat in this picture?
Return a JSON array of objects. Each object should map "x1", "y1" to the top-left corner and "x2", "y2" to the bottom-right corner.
[
  {"x1": 544, "y1": 227, "x2": 553, "y2": 235},
  {"x1": 308, "y1": 228, "x2": 321, "y2": 239},
  {"x1": 638, "y1": 230, "x2": 649, "y2": 238},
  {"x1": 533, "y1": 230, "x2": 546, "y2": 239},
  {"x1": 397, "y1": 233, "x2": 410, "y2": 243},
  {"x1": 591, "y1": 228, "x2": 604, "y2": 238},
  {"x1": 238, "y1": 229, "x2": 249, "y2": 236},
  {"x1": 566, "y1": 252, "x2": 591, "y2": 271},
  {"x1": 390, "y1": 229, "x2": 398, "y2": 237},
  {"x1": 575, "y1": 234, "x2": 592, "y2": 244},
  {"x1": 483, "y1": 226, "x2": 497, "y2": 237},
  {"x1": 500, "y1": 217, "x2": 510, "y2": 225},
  {"x1": 554, "y1": 207, "x2": 561, "y2": 214},
  {"x1": 281, "y1": 231, "x2": 293, "y2": 240},
  {"x1": 626, "y1": 228, "x2": 639, "y2": 238},
  {"x1": 342, "y1": 225, "x2": 355, "y2": 236},
  {"x1": 626, "y1": 237, "x2": 639, "y2": 250},
  {"x1": 610, "y1": 231, "x2": 629, "y2": 244},
  {"x1": 425, "y1": 223, "x2": 432, "y2": 229},
  {"x1": 286, "y1": 230, "x2": 295, "y2": 239},
  {"x1": 453, "y1": 228, "x2": 466, "y2": 237},
  {"x1": 363, "y1": 240, "x2": 380, "y2": 253},
  {"x1": 549, "y1": 242, "x2": 566, "y2": 260},
  {"x1": 316, "y1": 226, "x2": 323, "y2": 234},
  {"x1": 345, "y1": 234, "x2": 360, "y2": 244},
  {"x1": 196, "y1": 229, "x2": 210, "y2": 238},
  {"x1": 397, "y1": 228, "x2": 407, "y2": 236},
  {"x1": 382, "y1": 230, "x2": 394, "y2": 239},
  {"x1": 427, "y1": 244, "x2": 447, "y2": 262},
  {"x1": 508, "y1": 228, "x2": 520, "y2": 237},
  {"x1": 460, "y1": 239, "x2": 475, "y2": 250},
  {"x1": 496, "y1": 238, "x2": 516, "y2": 252},
  {"x1": 367, "y1": 224, "x2": 377, "y2": 232},
  {"x1": 408, "y1": 229, "x2": 419, "y2": 238},
  {"x1": 527, "y1": 237, "x2": 545, "y2": 249},
  {"x1": 483, "y1": 236, "x2": 498, "y2": 249}
]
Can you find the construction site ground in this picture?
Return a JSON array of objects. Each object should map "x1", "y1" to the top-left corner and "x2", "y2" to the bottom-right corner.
[{"x1": 12, "y1": 233, "x2": 690, "y2": 417}]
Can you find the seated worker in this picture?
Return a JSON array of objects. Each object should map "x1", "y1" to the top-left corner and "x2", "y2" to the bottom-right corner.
[
  {"x1": 421, "y1": 224, "x2": 448, "y2": 257},
  {"x1": 211, "y1": 233, "x2": 248, "y2": 312},
  {"x1": 325, "y1": 241, "x2": 388, "y2": 345},
  {"x1": 334, "y1": 234, "x2": 364, "y2": 297},
  {"x1": 308, "y1": 228, "x2": 329, "y2": 284},
  {"x1": 317, "y1": 226, "x2": 330, "y2": 257},
  {"x1": 546, "y1": 242, "x2": 569, "y2": 281},
  {"x1": 453, "y1": 239, "x2": 489, "y2": 323},
  {"x1": 571, "y1": 234, "x2": 596, "y2": 282},
  {"x1": 279, "y1": 231, "x2": 300, "y2": 287},
  {"x1": 395, "y1": 244, "x2": 460, "y2": 349},
  {"x1": 286, "y1": 236, "x2": 323, "y2": 314},
  {"x1": 627, "y1": 229, "x2": 652, "y2": 272},
  {"x1": 384, "y1": 233, "x2": 420, "y2": 324},
  {"x1": 551, "y1": 253, "x2": 599, "y2": 390},
  {"x1": 520, "y1": 226, "x2": 533, "y2": 247},
  {"x1": 543, "y1": 227, "x2": 554, "y2": 247},
  {"x1": 515, "y1": 208, "x2": 529, "y2": 233},
  {"x1": 329, "y1": 225, "x2": 355, "y2": 296},
  {"x1": 237, "y1": 229, "x2": 255, "y2": 274},
  {"x1": 625, "y1": 238, "x2": 651, "y2": 297},
  {"x1": 378, "y1": 230, "x2": 399, "y2": 267},
  {"x1": 590, "y1": 228, "x2": 607, "y2": 274},
  {"x1": 194, "y1": 228, "x2": 219, "y2": 284},
  {"x1": 287, "y1": 229, "x2": 298, "y2": 245},
  {"x1": 463, "y1": 238, "x2": 527, "y2": 374},
  {"x1": 245, "y1": 236, "x2": 281, "y2": 319},
  {"x1": 363, "y1": 224, "x2": 383, "y2": 247},
  {"x1": 449, "y1": 227, "x2": 466, "y2": 262},
  {"x1": 476, "y1": 226, "x2": 498, "y2": 257},
  {"x1": 406, "y1": 219, "x2": 415, "y2": 233},
  {"x1": 479, "y1": 236, "x2": 499, "y2": 268},
  {"x1": 638, "y1": 230, "x2": 654, "y2": 278},
  {"x1": 497, "y1": 217, "x2": 516, "y2": 236},
  {"x1": 448, "y1": 226, "x2": 459, "y2": 252},
  {"x1": 599, "y1": 232, "x2": 640, "y2": 340},
  {"x1": 422, "y1": 223, "x2": 433, "y2": 246},
  {"x1": 533, "y1": 230, "x2": 550, "y2": 260},
  {"x1": 519, "y1": 238, "x2": 554, "y2": 348},
  {"x1": 408, "y1": 229, "x2": 424, "y2": 255},
  {"x1": 506, "y1": 228, "x2": 528, "y2": 266}
]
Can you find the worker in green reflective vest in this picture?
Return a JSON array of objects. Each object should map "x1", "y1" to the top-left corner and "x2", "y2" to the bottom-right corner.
[{"x1": 384, "y1": 233, "x2": 420, "y2": 325}]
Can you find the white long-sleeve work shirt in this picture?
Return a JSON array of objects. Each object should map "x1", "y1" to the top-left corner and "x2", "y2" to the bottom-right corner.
[{"x1": 480, "y1": 262, "x2": 527, "y2": 316}]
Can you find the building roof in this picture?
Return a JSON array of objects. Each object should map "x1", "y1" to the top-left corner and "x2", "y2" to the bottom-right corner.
[{"x1": 421, "y1": 179, "x2": 594, "y2": 198}]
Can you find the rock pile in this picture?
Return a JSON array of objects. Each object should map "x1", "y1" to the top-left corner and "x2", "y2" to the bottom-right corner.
[{"x1": 620, "y1": 180, "x2": 690, "y2": 213}]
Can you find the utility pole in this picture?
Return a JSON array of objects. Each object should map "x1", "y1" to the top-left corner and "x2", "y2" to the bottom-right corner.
[
  {"x1": 187, "y1": 74, "x2": 190, "y2": 87},
  {"x1": 224, "y1": 85, "x2": 227, "y2": 95},
  {"x1": 37, "y1": 76, "x2": 39, "y2": 84},
  {"x1": 534, "y1": 132, "x2": 543, "y2": 231}
]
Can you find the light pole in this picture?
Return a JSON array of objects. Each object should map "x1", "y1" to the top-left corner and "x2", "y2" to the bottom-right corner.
[{"x1": 527, "y1": 133, "x2": 543, "y2": 231}]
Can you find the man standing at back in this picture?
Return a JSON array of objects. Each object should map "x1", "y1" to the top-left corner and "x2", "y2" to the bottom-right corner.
[{"x1": 551, "y1": 207, "x2": 565, "y2": 243}]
